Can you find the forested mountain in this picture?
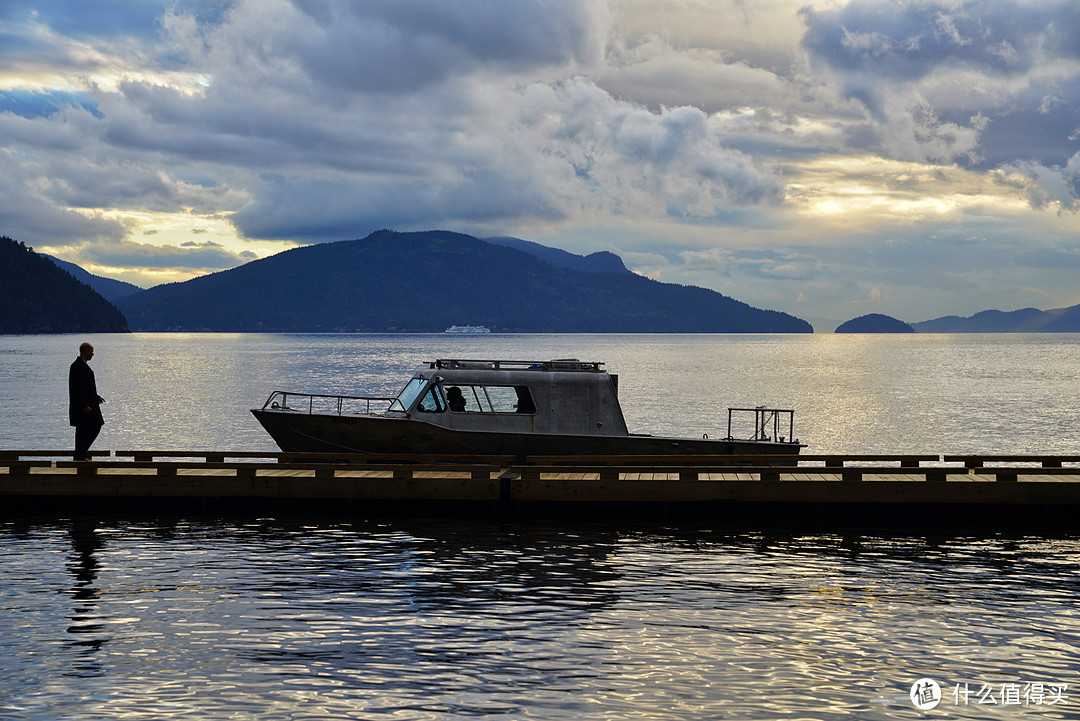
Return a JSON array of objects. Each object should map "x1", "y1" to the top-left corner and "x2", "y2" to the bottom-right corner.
[
  {"x1": 0, "y1": 236, "x2": 129, "y2": 333},
  {"x1": 913, "y1": 305, "x2": 1080, "y2": 332},
  {"x1": 117, "y1": 230, "x2": 812, "y2": 333}
]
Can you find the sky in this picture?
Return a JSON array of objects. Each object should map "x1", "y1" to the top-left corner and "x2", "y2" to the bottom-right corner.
[{"x1": 2, "y1": 0, "x2": 1080, "y2": 328}]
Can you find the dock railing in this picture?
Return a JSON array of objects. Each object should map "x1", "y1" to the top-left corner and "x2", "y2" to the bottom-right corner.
[
  {"x1": 5, "y1": 451, "x2": 1080, "y2": 517},
  {"x1": 4, "y1": 450, "x2": 1080, "y2": 482}
]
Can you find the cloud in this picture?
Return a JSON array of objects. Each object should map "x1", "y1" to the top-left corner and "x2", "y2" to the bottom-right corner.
[
  {"x1": 800, "y1": 0, "x2": 1080, "y2": 168},
  {"x1": 81, "y1": 238, "x2": 255, "y2": 270},
  {"x1": 801, "y1": 1, "x2": 1080, "y2": 82},
  {"x1": 678, "y1": 246, "x2": 816, "y2": 280},
  {"x1": 166, "y1": 0, "x2": 607, "y2": 98},
  {"x1": 3, "y1": 0, "x2": 778, "y2": 250},
  {"x1": 224, "y1": 75, "x2": 782, "y2": 240},
  {"x1": 596, "y1": 37, "x2": 793, "y2": 115},
  {"x1": 994, "y1": 153, "x2": 1080, "y2": 211},
  {"x1": 0, "y1": 139, "x2": 128, "y2": 245},
  {"x1": 4, "y1": 0, "x2": 1080, "y2": 320}
]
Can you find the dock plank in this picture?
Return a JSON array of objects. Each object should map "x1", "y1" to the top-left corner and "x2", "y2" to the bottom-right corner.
[{"x1": 5, "y1": 450, "x2": 1080, "y2": 521}]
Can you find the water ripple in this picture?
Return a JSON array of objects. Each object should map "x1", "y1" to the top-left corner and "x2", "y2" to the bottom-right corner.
[{"x1": 3, "y1": 519, "x2": 1080, "y2": 719}]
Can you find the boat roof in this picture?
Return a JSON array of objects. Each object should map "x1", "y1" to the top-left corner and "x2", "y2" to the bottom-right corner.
[{"x1": 428, "y1": 359, "x2": 605, "y2": 372}]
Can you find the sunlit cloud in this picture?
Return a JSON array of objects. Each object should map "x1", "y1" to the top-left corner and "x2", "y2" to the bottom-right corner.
[{"x1": 783, "y1": 156, "x2": 1033, "y2": 226}]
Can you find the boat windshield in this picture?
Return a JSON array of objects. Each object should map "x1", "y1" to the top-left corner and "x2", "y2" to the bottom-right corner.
[{"x1": 389, "y1": 377, "x2": 427, "y2": 412}]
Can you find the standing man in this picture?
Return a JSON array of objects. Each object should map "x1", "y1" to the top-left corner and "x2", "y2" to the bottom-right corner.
[{"x1": 69, "y1": 342, "x2": 105, "y2": 460}]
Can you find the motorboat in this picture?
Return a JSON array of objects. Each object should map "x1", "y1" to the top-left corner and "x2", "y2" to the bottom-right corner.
[{"x1": 251, "y1": 358, "x2": 803, "y2": 457}]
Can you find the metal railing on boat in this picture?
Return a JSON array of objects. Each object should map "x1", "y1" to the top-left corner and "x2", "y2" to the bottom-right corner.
[{"x1": 261, "y1": 391, "x2": 396, "y2": 415}]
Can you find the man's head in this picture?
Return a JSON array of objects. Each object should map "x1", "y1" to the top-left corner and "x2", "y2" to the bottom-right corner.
[{"x1": 79, "y1": 342, "x2": 94, "y2": 361}]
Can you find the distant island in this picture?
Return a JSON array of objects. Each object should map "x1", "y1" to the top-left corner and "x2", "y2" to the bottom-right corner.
[
  {"x1": 0, "y1": 236, "x2": 128, "y2": 334},
  {"x1": 114, "y1": 230, "x2": 813, "y2": 333},
  {"x1": 835, "y1": 314, "x2": 914, "y2": 333}
]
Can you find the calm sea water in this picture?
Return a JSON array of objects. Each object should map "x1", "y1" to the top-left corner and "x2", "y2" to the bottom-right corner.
[
  {"x1": 2, "y1": 333, "x2": 1080, "y2": 720},
  {"x1": 3, "y1": 332, "x2": 1080, "y2": 453}
]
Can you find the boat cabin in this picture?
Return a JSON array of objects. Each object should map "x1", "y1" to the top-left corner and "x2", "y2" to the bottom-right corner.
[{"x1": 389, "y1": 359, "x2": 630, "y2": 437}]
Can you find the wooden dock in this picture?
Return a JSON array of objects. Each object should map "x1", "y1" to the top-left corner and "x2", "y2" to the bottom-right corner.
[{"x1": 3, "y1": 450, "x2": 1080, "y2": 526}]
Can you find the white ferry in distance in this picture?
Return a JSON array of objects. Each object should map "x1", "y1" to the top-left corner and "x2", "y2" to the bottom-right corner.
[{"x1": 445, "y1": 325, "x2": 491, "y2": 334}]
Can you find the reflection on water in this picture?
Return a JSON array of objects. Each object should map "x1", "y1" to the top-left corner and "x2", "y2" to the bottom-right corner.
[
  {"x1": 64, "y1": 520, "x2": 107, "y2": 677},
  {"x1": 2, "y1": 518, "x2": 1079, "y2": 720}
]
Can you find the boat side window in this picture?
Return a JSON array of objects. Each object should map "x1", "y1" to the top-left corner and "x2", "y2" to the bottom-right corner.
[
  {"x1": 464, "y1": 385, "x2": 490, "y2": 413},
  {"x1": 416, "y1": 385, "x2": 446, "y2": 413},
  {"x1": 389, "y1": 377, "x2": 427, "y2": 412},
  {"x1": 443, "y1": 384, "x2": 535, "y2": 414}
]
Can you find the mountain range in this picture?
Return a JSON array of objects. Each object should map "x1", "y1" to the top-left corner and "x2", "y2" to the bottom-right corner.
[
  {"x1": 17, "y1": 227, "x2": 1080, "y2": 334},
  {"x1": 44, "y1": 254, "x2": 143, "y2": 303},
  {"x1": 113, "y1": 230, "x2": 813, "y2": 333},
  {"x1": 912, "y1": 305, "x2": 1080, "y2": 332}
]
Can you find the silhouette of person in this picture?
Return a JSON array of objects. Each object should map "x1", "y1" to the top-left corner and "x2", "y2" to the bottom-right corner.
[
  {"x1": 446, "y1": 386, "x2": 466, "y2": 412},
  {"x1": 69, "y1": 342, "x2": 104, "y2": 460}
]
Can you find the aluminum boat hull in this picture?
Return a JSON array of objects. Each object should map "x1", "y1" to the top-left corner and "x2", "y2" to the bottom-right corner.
[{"x1": 251, "y1": 408, "x2": 801, "y2": 457}]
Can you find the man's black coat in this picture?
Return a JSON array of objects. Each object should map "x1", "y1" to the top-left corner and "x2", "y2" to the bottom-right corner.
[{"x1": 68, "y1": 357, "x2": 104, "y2": 427}]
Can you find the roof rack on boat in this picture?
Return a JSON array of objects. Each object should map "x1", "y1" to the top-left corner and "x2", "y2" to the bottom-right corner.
[{"x1": 430, "y1": 359, "x2": 604, "y2": 372}]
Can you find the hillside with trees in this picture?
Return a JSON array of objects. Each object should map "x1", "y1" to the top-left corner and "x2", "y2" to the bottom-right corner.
[
  {"x1": 117, "y1": 230, "x2": 812, "y2": 333},
  {"x1": 0, "y1": 236, "x2": 129, "y2": 334}
]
